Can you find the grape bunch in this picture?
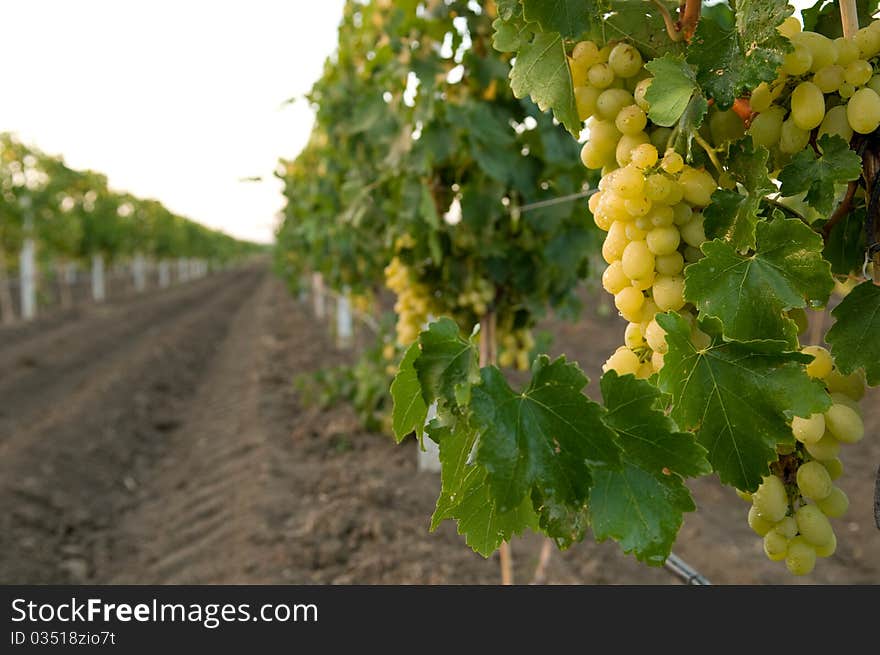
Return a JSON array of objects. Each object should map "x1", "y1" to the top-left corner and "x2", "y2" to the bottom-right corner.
[
  {"x1": 749, "y1": 17, "x2": 880, "y2": 153},
  {"x1": 742, "y1": 345, "x2": 866, "y2": 576},
  {"x1": 568, "y1": 39, "x2": 717, "y2": 378},
  {"x1": 455, "y1": 278, "x2": 495, "y2": 319},
  {"x1": 498, "y1": 327, "x2": 535, "y2": 371},
  {"x1": 384, "y1": 256, "x2": 437, "y2": 345}
]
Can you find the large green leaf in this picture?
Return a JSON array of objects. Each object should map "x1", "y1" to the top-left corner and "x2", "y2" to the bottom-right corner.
[
  {"x1": 390, "y1": 342, "x2": 429, "y2": 443},
  {"x1": 430, "y1": 420, "x2": 538, "y2": 556},
  {"x1": 521, "y1": 0, "x2": 595, "y2": 37},
  {"x1": 778, "y1": 135, "x2": 862, "y2": 216},
  {"x1": 413, "y1": 317, "x2": 480, "y2": 407},
  {"x1": 687, "y1": 0, "x2": 792, "y2": 109},
  {"x1": 823, "y1": 208, "x2": 866, "y2": 276},
  {"x1": 509, "y1": 31, "x2": 581, "y2": 135},
  {"x1": 590, "y1": 373, "x2": 710, "y2": 565},
  {"x1": 656, "y1": 313, "x2": 831, "y2": 491},
  {"x1": 644, "y1": 55, "x2": 701, "y2": 127},
  {"x1": 702, "y1": 137, "x2": 773, "y2": 251},
  {"x1": 685, "y1": 217, "x2": 834, "y2": 346},
  {"x1": 471, "y1": 356, "x2": 621, "y2": 513},
  {"x1": 826, "y1": 281, "x2": 880, "y2": 386}
]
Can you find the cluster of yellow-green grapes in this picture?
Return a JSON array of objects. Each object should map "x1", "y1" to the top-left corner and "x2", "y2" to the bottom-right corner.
[
  {"x1": 568, "y1": 40, "x2": 718, "y2": 377},
  {"x1": 384, "y1": 256, "x2": 436, "y2": 345},
  {"x1": 498, "y1": 327, "x2": 535, "y2": 371},
  {"x1": 455, "y1": 278, "x2": 495, "y2": 318},
  {"x1": 749, "y1": 17, "x2": 880, "y2": 152},
  {"x1": 740, "y1": 345, "x2": 866, "y2": 575}
]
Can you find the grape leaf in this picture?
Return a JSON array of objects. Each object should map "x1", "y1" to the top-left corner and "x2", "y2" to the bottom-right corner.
[
  {"x1": 672, "y1": 94, "x2": 709, "y2": 161},
  {"x1": 687, "y1": 0, "x2": 792, "y2": 109},
  {"x1": 470, "y1": 356, "x2": 621, "y2": 514},
  {"x1": 826, "y1": 281, "x2": 880, "y2": 386},
  {"x1": 391, "y1": 342, "x2": 428, "y2": 442},
  {"x1": 509, "y1": 31, "x2": 581, "y2": 135},
  {"x1": 521, "y1": 0, "x2": 595, "y2": 38},
  {"x1": 492, "y1": 17, "x2": 530, "y2": 52},
  {"x1": 597, "y1": 1, "x2": 686, "y2": 60},
  {"x1": 703, "y1": 137, "x2": 773, "y2": 251},
  {"x1": 686, "y1": 217, "x2": 834, "y2": 347},
  {"x1": 656, "y1": 313, "x2": 831, "y2": 491},
  {"x1": 530, "y1": 490, "x2": 590, "y2": 550},
  {"x1": 802, "y1": 0, "x2": 880, "y2": 38},
  {"x1": 644, "y1": 55, "x2": 701, "y2": 127},
  {"x1": 778, "y1": 135, "x2": 862, "y2": 216},
  {"x1": 590, "y1": 372, "x2": 711, "y2": 565},
  {"x1": 413, "y1": 317, "x2": 480, "y2": 407},
  {"x1": 823, "y1": 207, "x2": 866, "y2": 276},
  {"x1": 430, "y1": 420, "x2": 538, "y2": 556}
]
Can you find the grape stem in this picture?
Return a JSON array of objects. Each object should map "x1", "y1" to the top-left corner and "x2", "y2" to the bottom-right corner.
[
  {"x1": 678, "y1": 0, "x2": 702, "y2": 40},
  {"x1": 691, "y1": 131, "x2": 723, "y2": 178},
  {"x1": 480, "y1": 309, "x2": 514, "y2": 585},
  {"x1": 651, "y1": 0, "x2": 683, "y2": 41},
  {"x1": 821, "y1": 180, "x2": 858, "y2": 241}
]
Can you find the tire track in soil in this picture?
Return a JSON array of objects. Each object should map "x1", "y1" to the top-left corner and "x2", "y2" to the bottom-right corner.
[{"x1": 0, "y1": 269, "x2": 264, "y2": 583}]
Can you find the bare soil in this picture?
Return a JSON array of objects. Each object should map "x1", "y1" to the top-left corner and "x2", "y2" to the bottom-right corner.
[{"x1": 0, "y1": 270, "x2": 877, "y2": 585}]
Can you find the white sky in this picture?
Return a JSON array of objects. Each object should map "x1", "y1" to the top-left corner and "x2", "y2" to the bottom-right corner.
[
  {"x1": 2, "y1": 0, "x2": 346, "y2": 244},
  {"x1": 2, "y1": 1, "x2": 825, "y2": 245}
]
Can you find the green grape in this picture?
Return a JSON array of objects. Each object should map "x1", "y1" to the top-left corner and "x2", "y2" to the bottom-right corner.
[
  {"x1": 683, "y1": 245, "x2": 703, "y2": 263},
  {"x1": 845, "y1": 59, "x2": 873, "y2": 86},
  {"x1": 753, "y1": 475, "x2": 788, "y2": 523},
  {"x1": 660, "y1": 151, "x2": 684, "y2": 174},
  {"x1": 838, "y1": 81, "x2": 856, "y2": 99},
  {"x1": 846, "y1": 87, "x2": 880, "y2": 134},
  {"x1": 816, "y1": 486, "x2": 849, "y2": 518},
  {"x1": 624, "y1": 322, "x2": 646, "y2": 349},
  {"x1": 597, "y1": 88, "x2": 635, "y2": 120},
  {"x1": 750, "y1": 82, "x2": 773, "y2": 113},
  {"x1": 608, "y1": 42, "x2": 643, "y2": 78},
  {"x1": 588, "y1": 63, "x2": 615, "y2": 88},
  {"x1": 649, "y1": 127, "x2": 672, "y2": 152},
  {"x1": 824, "y1": 403, "x2": 864, "y2": 444},
  {"x1": 646, "y1": 226, "x2": 680, "y2": 256},
  {"x1": 821, "y1": 457, "x2": 843, "y2": 481},
  {"x1": 629, "y1": 143, "x2": 658, "y2": 169},
  {"x1": 672, "y1": 203, "x2": 693, "y2": 226},
  {"x1": 764, "y1": 530, "x2": 789, "y2": 562},
  {"x1": 778, "y1": 17, "x2": 801, "y2": 40},
  {"x1": 602, "y1": 261, "x2": 629, "y2": 294},
  {"x1": 575, "y1": 85, "x2": 601, "y2": 121},
  {"x1": 611, "y1": 165, "x2": 645, "y2": 199},
  {"x1": 603, "y1": 346, "x2": 640, "y2": 375},
  {"x1": 868, "y1": 73, "x2": 880, "y2": 95},
  {"x1": 589, "y1": 119, "x2": 623, "y2": 150},
  {"x1": 793, "y1": 31, "x2": 837, "y2": 72},
  {"x1": 748, "y1": 504, "x2": 774, "y2": 536},
  {"x1": 655, "y1": 251, "x2": 684, "y2": 276},
  {"x1": 781, "y1": 43, "x2": 813, "y2": 76},
  {"x1": 812, "y1": 65, "x2": 845, "y2": 94},
  {"x1": 616, "y1": 132, "x2": 650, "y2": 167},
  {"x1": 625, "y1": 223, "x2": 648, "y2": 241},
  {"x1": 835, "y1": 37, "x2": 860, "y2": 66},
  {"x1": 795, "y1": 504, "x2": 834, "y2": 546},
  {"x1": 785, "y1": 537, "x2": 817, "y2": 575},
  {"x1": 736, "y1": 488, "x2": 753, "y2": 502},
  {"x1": 614, "y1": 286, "x2": 645, "y2": 317},
  {"x1": 572, "y1": 40, "x2": 601, "y2": 69},
  {"x1": 779, "y1": 117, "x2": 811, "y2": 154},
  {"x1": 805, "y1": 432, "x2": 841, "y2": 461},
  {"x1": 633, "y1": 78, "x2": 651, "y2": 110},
  {"x1": 678, "y1": 168, "x2": 716, "y2": 207},
  {"x1": 680, "y1": 213, "x2": 706, "y2": 247},
  {"x1": 625, "y1": 195, "x2": 651, "y2": 218},
  {"x1": 644, "y1": 318, "x2": 667, "y2": 353},
  {"x1": 621, "y1": 240, "x2": 655, "y2": 280},
  {"x1": 796, "y1": 461, "x2": 833, "y2": 500},
  {"x1": 749, "y1": 106, "x2": 785, "y2": 148},
  {"x1": 802, "y1": 345, "x2": 833, "y2": 379},
  {"x1": 774, "y1": 516, "x2": 798, "y2": 539},
  {"x1": 652, "y1": 275, "x2": 685, "y2": 311},
  {"x1": 631, "y1": 272, "x2": 655, "y2": 291},
  {"x1": 581, "y1": 141, "x2": 609, "y2": 169},
  {"x1": 709, "y1": 109, "x2": 746, "y2": 144},
  {"x1": 824, "y1": 368, "x2": 865, "y2": 400},
  {"x1": 818, "y1": 105, "x2": 854, "y2": 145},
  {"x1": 791, "y1": 413, "x2": 825, "y2": 444},
  {"x1": 647, "y1": 205, "x2": 675, "y2": 227},
  {"x1": 854, "y1": 25, "x2": 880, "y2": 58},
  {"x1": 601, "y1": 222, "x2": 628, "y2": 263},
  {"x1": 644, "y1": 173, "x2": 673, "y2": 202},
  {"x1": 814, "y1": 532, "x2": 837, "y2": 558}
]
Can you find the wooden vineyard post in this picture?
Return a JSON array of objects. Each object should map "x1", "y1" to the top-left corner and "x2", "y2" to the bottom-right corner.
[
  {"x1": 0, "y1": 251, "x2": 15, "y2": 325},
  {"x1": 311, "y1": 272, "x2": 326, "y2": 320},
  {"x1": 158, "y1": 259, "x2": 171, "y2": 288},
  {"x1": 479, "y1": 310, "x2": 513, "y2": 585},
  {"x1": 91, "y1": 253, "x2": 106, "y2": 302},
  {"x1": 19, "y1": 235, "x2": 36, "y2": 321},
  {"x1": 133, "y1": 253, "x2": 147, "y2": 293},
  {"x1": 336, "y1": 286, "x2": 354, "y2": 349}
]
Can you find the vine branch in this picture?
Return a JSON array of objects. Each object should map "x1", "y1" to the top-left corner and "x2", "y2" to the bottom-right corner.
[
  {"x1": 822, "y1": 180, "x2": 858, "y2": 240},
  {"x1": 678, "y1": 0, "x2": 702, "y2": 40},
  {"x1": 840, "y1": 0, "x2": 860, "y2": 39},
  {"x1": 651, "y1": 0, "x2": 682, "y2": 41}
]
